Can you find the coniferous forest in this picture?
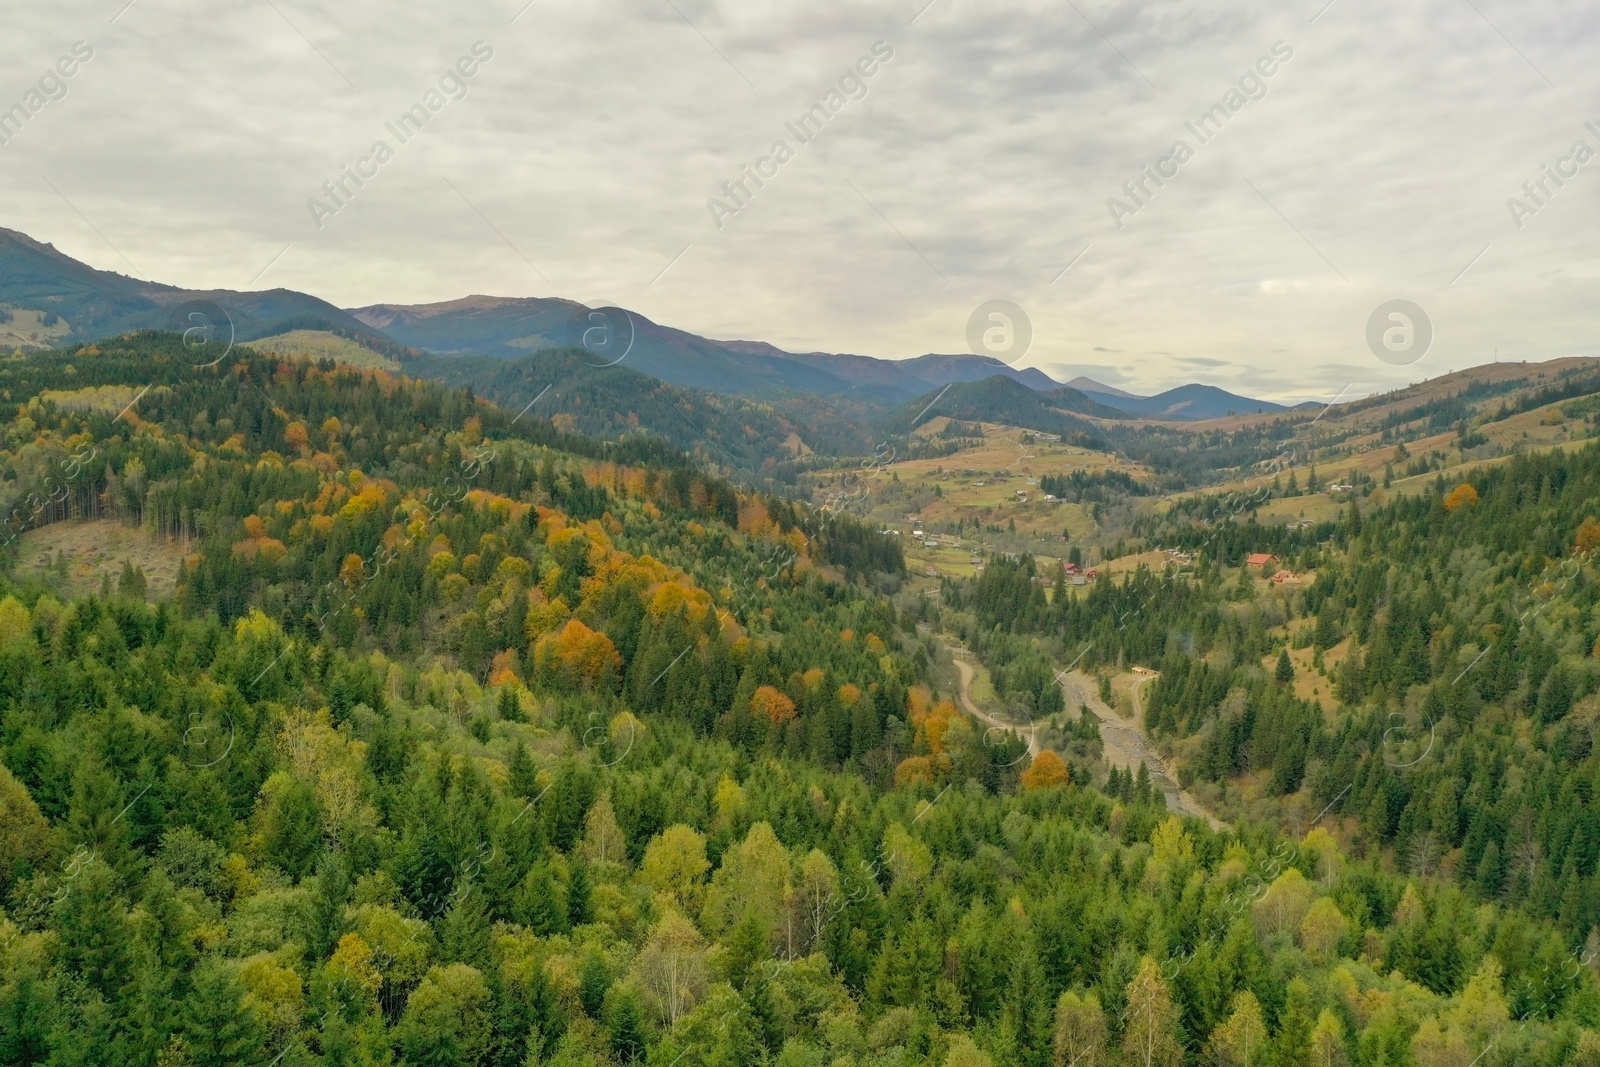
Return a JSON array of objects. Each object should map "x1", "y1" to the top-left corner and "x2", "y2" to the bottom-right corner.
[{"x1": 3, "y1": 334, "x2": 1600, "y2": 1067}]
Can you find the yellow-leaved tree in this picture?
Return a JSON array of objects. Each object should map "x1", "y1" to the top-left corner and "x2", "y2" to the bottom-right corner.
[
  {"x1": 1021, "y1": 749, "x2": 1069, "y2": 791},
  {"x1": 1206, "y1": 990, "x2": 1267, "y2": 1067},
  {"x1": 701, "y1": 822, "x2": 790, "y2": 943},
  {"x1": 1300, "y1": 897, "x2": 1350, "y2": 963},
  {"x1": 533, "y1": 618, "x2": 620, "y2": 690},
  {"x1": 1121, "y1": 957, "x2": 1181, "y2": 1067},
  {"x1": 641, "y1": 824, "x2": 710, "y2": 911},
  {"x1": 631, "y1": 909, "x2": 708, "y2": 1026},
  {"x1": 1052, "y1": 989, "x2": 1106, "y2": 1067}
]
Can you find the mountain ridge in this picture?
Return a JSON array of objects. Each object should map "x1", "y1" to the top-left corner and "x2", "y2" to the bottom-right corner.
[{"x1": 6, "y1": 224, "x2": 1291, "y2": 416}]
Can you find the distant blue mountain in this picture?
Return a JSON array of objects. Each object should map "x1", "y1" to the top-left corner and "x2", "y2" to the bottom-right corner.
[{"x1": 1071, "y1": 379, "x2": 1288, "y2": 420}]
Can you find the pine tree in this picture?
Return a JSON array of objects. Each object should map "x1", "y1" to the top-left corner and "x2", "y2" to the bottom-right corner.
[
  {"x1": 508, "y1": 740, "x2": 539, "y2": 800},
  {"x1": 515, "y1": 858, "x2": 569, "y2": 936},
  {"x1": 441, "y1": 879, "x2": 493, "y2": 970},
  {"x1": 310, "y1": 848, "x2": 352, "y2": 964},
  {"x1": 607, "y1": 990, "x2": 647, "y2": 1063},
  {"x1": 578, "y1": 950, "x2": 610, "y2": 1018},
  {"x1": 499, "y1": 685, "x2": 526, "y2": 723},
  {"x1": 1275, "y1": 650, "x2": 1294, "y2": 684},
  {"x1": 53, "y1": 852, "x2": 133, "y2": 1000},
  {"x1": 1003, "y1": 946, "x2": 1053, "y2": 1067},
  {"x1": 181, "y1": 962, "x2": 266, "y2": 1067},
  {"x1": 566, "y1": 859, "x2": 593, "y2": 927},
  {"x1": 1134, "y1": 764, "x2": 1153, "y2": 806}
]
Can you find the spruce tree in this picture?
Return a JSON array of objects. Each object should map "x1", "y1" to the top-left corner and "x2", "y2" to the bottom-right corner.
[
  {"x1": 181, "y1": 962, "x2": 266, "y2": 1067},
  {"x1": 441, "y1": 879, "x2": 493, "y2": 970},
  {"x1": 53, "y1": 853, "x2": 133, "y2": 1001},
  {"x1": 607, "y1": 992, "x2": 647, "y2": 1063}
]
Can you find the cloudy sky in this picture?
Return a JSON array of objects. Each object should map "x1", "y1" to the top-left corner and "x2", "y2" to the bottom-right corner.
[{"x1": 3, "y1": 0, "x2": 1598, "y2": 401}]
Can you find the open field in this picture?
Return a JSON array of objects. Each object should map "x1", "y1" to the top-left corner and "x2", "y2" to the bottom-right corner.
[
  {"x1": 245, "y1": 329, "x2": 399, "y2": 370},
  {"x1": 0, "y1": 306, "x2": 72, "y2": 350},
  {"x1": 14, "y1": 518, "x2": 188, "y2": 599}
]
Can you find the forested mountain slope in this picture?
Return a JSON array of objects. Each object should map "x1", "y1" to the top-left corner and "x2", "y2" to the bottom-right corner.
[{"x1": 0, "y1": 337, "x2": 1597, "y2": 1067}]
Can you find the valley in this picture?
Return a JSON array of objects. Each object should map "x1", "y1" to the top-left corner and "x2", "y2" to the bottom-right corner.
[{"x1": 3, "y1": 231, "x2": 1600, "y2": 1066}]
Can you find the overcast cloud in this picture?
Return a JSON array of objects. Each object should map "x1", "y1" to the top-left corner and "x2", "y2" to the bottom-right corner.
[{"x1": 2, "y1": 0, "x2": 1597, "y2": 402}]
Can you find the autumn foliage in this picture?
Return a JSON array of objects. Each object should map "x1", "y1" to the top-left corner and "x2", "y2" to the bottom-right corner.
[
  {"x1": 534, "y1": 618, "x2": 620, "y2": 690},
  {"x1": 232, "y1": 513, "x2": 287, "y2": 562},
  {"x1": 1576, "y1": 516, "x2": 1600, "y2": 555},
  {"x1": 1444, "y1": 482, "x2": 1478, "y2": 512},
  {"x1": 1020, "y1": 749, "x2": 1069, "y2": 791},
  {"x1": 750, "y1": 685, "x2": 797, "y2": 725}
]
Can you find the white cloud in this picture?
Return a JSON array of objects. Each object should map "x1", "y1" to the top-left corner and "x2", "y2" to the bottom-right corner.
[{"x1": 1, "y1": 0, "x2": 1596, "y2": 399}]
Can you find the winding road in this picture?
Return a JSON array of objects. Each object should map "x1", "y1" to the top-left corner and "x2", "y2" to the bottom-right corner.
[
  {"x1": 949, "y1": 653, "x2": 1040, "y2": 757},
  {"x1": 943, "y1": 641, "x2": 1225, "y2": 829}
]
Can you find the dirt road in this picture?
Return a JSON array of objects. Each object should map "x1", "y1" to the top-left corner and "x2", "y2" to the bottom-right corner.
[
  {"x1": 1059, "y1": 669, "x2": 1226, "y2": 830},
  {"x1": 949, "y1": 654, "x2": 1041, "y2": 757},
  {"x1": 944, "y1": 645, "x2": 1225, "y2": 829}
]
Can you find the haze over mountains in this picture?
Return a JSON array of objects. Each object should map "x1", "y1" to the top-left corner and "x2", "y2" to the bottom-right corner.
[{"x1": 1, "y1": 225, "x2": 1287, "y2": 419}]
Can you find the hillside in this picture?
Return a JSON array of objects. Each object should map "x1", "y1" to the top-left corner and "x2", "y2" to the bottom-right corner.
[
  {"x1": 1076, "y1": 382, "x2": 1290, "y2": 421},
  {"x1": 400, "y1": 347, "x2": 870, "y2": 487},
  {"x1": 4, "y1": 337, "x2": 1600, "y2": 1065},
  {"x1": 349, "y1": 296, "x2": 1082, "y2": 405},
  {"x1": 935, "y1": 441, "x2": 1600, "y2": 958},
  {"x1": 882, "y1": 375, "x2": 1126, "y2": 438},
  {"x1": 0, "y1": 228, "x2": 410, "y2": 357}
]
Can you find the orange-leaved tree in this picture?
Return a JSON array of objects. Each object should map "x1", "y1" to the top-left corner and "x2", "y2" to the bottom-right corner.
[
  {"x1": 750, "y1": 685, "x2": 797, "y2": 725},
  {"x1": 1444, "y1": 483, "x2": 1478, "y2": 512},
  {"x1": 1575, "y1": 516, "x2": 1600, "y2": 556},
  {"x1": 534, "y1": 618, "x2": 620, "y2": 691},
  {"x1": 1021, "y1": 749, "x2": 1069, "y2": 791}
]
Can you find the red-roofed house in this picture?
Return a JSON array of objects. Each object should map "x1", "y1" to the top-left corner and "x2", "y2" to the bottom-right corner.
[{"x1": 1246, "y1": 552, "x2": 1280, "y2": 567}]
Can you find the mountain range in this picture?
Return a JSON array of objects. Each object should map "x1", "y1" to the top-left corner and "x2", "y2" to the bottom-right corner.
[{"x1": 1, "y1": 225, "x2": 1287, "y2": 419}]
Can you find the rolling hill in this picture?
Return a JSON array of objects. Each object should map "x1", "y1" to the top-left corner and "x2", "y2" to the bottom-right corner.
[
  {"x1": 1, "y1": 224, "x2": 1315, "y2": 427},
  {"x1": 881, "y1": 374, "x2": 1126, "y2": 439},
  {"x1": 350, "y1": 295, "x2": 1075, "y2": 404},
  {"x1": 400, "y1": 347, "x2": 873, "y2": 485},
  {"x1": 5, "y1": 333, "x2": 1600, "y2": 1066},
  {"x1": 1074, "y1": 380, "x2": 1290, "y2": 420},
  {"x1": 0, "y1": 227, "x2": 412, "y2": 360}
]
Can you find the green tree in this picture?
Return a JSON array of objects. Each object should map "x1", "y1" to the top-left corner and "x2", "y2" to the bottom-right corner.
[
  {"x1": 182, "y1": 961, "x2": 268, "y2": 1067},
  {"x1": 53, "y1": 851, "x2": 133, "y2": 1001},
  {"x1": 440, "y1": 881, "x2": 492, "y2": 970},
  {"x1": 579, "y1": 950, "x2": 611, "y2": 1018},
  {"x1": 396, "y1": 963, "x2": 493, "y2": 1067},
  {"x1": 607, "y1": 989, "x2": 647, "y2": 1063},
  {"x1": 258, "y1": 773, "x2": 323, "y2": 880}
]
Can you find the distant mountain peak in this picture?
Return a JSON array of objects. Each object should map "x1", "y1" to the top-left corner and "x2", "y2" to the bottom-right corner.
[{"x1": 1063, "y1": 375, "x2": 1141, "y2": 399}]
